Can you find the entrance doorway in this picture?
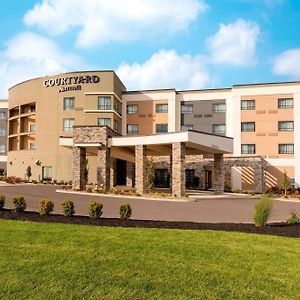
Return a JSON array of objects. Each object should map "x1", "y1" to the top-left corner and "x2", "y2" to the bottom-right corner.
[
  {"x1": 205, "y1": 170, "x2": 212, "y2": 190},
  {"x1": 185, "y1": 169, "x2": 199, "y2": 189},
  {"x1": 116, "y1": 159, "x2": 126, "y2": 186}
]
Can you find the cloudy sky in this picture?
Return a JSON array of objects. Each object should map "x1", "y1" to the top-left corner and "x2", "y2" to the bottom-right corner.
[{"x1": 0, "y1": 0, "x2": 300, "y2": 97}]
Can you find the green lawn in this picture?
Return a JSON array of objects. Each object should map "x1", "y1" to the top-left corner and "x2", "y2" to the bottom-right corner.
[{"x1": 0, "y1": 220, "x2": 299, "y2": 299}]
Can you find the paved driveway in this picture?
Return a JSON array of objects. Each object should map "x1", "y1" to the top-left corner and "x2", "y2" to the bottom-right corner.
[{"x1": 0, "y1": 184, "x2": 300, "y2": 223}]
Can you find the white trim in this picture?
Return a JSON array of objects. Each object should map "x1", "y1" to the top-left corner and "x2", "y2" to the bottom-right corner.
[
  {"x1": 59, "y1": 137, "x2": 73, "y2": 147},
  {"x1": 265, "y1": 158, "x2": 296, "y2": 167},
  {"x1": 0, "y1": 155, "x2": 7, "y2": 162},
  {"x1": 0, "y1": 100, "x2": 8, "y2": 109},
  {"x1": 74, "y1": 143, "x2": 103, "y2": 147},
  {"x1": 84, "y1": 109, "x2": 122, "y2": 119}
]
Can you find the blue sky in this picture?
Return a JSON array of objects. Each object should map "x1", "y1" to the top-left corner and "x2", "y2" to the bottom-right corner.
[{"x1": 1, "y1": 0, "x2": 300, "y2": 97}]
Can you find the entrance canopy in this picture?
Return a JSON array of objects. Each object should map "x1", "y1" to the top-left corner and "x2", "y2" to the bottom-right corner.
[{"x1": 108, "y1": 130, "x2": 233, "y2": 162}]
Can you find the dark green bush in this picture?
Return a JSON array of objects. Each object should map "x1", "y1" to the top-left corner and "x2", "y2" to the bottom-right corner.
[
  {"x1": 119, "y1": 204, "x2": 132, "y2": 220},
  {"x1": 0, "y1": 195, "x2": 5, "y2": 210},
  {"x1": 88, "y1": 201, "x2": 103, "y2": 219},
  {"x1": 253, "y1": 196, "x2": 273, "y2": 226},
  {"x1": 12, "y1": 196, "x2": 27, "y2": 212},
  {"x1": 40, "y1": 198, "x2": 54, "y2": 216},
  {"x1": 287, "y1": 211, "x2": 300, "y2": 224},
  {"x1": 61, "y1": 200, "x2": 75, "y2": 217}
]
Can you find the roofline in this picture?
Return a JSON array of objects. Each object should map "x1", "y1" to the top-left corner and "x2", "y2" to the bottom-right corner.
[
  {"x1": 8, "y1": 70, "x2": 120, "y2": 90},
  {"x1": 233, "y1": 80, "x2": 300, "y2": 88},
  {"x1": 177, "y1": 87, "x2": 232, "y2": 93},
  {"x1": 123, "y1": 88, "x2": 176, "y2": 94}
]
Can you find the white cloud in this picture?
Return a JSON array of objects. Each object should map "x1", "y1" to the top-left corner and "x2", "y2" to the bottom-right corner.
[
  {"x1": 207, "y1": 19, "x2": 260, "y2": 66},
  {"x1": 116, "y1": 50, "x2": 212, "y2": 90},
  {"x1": 273, "y1": 49, "x2": 300, "y2": 78},
  {"x1": 0, "y1": 32, "x2": 83, "y2": 98},
  {"x1": 24, "y1": 0, "x2": 208, "y2": 48}
]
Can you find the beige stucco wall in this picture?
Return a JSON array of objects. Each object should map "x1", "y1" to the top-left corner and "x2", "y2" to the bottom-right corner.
[{"x1": 8, "y1": 71, "x2": 125, "y2": 181}]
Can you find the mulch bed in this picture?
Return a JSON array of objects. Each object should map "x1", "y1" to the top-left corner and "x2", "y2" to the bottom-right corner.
[{"x1": 0, "y1": 209, "x2": 299, "y2": 238}]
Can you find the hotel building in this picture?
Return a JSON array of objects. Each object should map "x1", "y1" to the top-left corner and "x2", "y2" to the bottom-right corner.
[{"x1": 4, "y1": 70, "x2": 300, "y2": 195}]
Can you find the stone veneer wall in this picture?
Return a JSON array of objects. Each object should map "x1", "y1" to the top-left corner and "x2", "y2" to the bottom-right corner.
[{"x1": 72, "y1": 126, "x2": 119, "y2": 190}]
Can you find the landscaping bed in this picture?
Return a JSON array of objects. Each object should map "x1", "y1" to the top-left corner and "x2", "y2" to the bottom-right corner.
[{"x1": 0, "y1": 209, "x2": 299, "y2": 238}]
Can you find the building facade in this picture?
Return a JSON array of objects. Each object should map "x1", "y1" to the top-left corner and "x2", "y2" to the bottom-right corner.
[
  {"x1": 5, "y1": 71, "x2": 300, "y2": 191},
  {"x1": 0, "y1": 100, "x2": 8, "y2": 175}
]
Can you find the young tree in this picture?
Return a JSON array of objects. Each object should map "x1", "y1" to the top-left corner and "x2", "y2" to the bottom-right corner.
[
  {"x1": 83, "y1": 159, "x2": 89, "y2": 186},
  {"x1": 282, "y1": 170, "x2": 291, "y2": 196},
  {"x1": 26, "y1": 166, "x2": 32, "y2": 182},
  {"x1": 145, "y1": 159, "x2": 154, "y2": 193}
]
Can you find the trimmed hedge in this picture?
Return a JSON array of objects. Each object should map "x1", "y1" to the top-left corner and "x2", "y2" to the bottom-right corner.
[
  {"x1": 119, "y1": 204, "x2": 132, "y2": 220},
  {"x1": 12, "y1": 196, "x2": 27, "y2": 212},
  {"x1": 40, "y1": 199, "x2": 54, "y2": 216},
  {"x1": 61, "y1": 201, "x2": 75, "y2": 217},
  {"x1": 0, "y1": 195, "x2": 5, "y2": 210},
  {"x1": 88, "y1": 201, "x2": 103, "y2": 219}
]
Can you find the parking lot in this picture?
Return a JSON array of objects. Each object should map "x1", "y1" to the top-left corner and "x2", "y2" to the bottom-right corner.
[{"x1": 0, "y1": 184, "x2": 300, "y2": 223}]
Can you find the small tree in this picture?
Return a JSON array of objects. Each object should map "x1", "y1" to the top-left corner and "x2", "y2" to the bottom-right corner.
[
  {"x1": 26, "y1": 166, "x2": 32, "y2": 182},
  {"x1": 83, "y1": 159, "x2": 89, "y2": 186},
  {"x1": 119, "y1": 204, "x2": 132, "y2": 220},
  {"x1": 282, "y1": 170, "x2": 291, "y2": 196},
  {"x1": 145, "y1": 159, "x2": 154, "y2": 193}
]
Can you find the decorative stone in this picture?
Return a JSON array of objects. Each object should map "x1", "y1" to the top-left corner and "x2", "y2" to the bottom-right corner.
[
  {"x1": 135, "y1": 145, "x2": 147, "y2": 194},
  {"x1": 172, "y1": 142, "x2": 185, "y2": 197}
]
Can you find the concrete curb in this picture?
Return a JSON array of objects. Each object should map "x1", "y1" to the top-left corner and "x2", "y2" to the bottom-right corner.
[{"x1": 56, "y1": 189, "x2": 194, "y2": 203}]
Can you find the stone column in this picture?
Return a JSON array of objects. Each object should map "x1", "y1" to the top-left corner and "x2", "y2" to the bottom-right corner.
[
  {"x1": 126, "y1": 161, "x2": 135, "y2": 188},
  {"x1": 110, "y1": 158, "x2": 116, "y2": 188},
  {"x1": 72, "y1": 147, "x2": 86, "y2": 190},
  {"x1": 254, "y1": 165, "x2": 264, "y2": 194},
  {"x1": 97, "y1": 146, "x2": 110, "y2": 191},
  {"x1": 213, "y1": 153, "x2": 224, "y2": 194},
  {"x1": 135, "y1": 145, "x2": 147, "y2": 194},
  {"x1": 172, "y1": 142, "x2": 185, "y2": 197}
]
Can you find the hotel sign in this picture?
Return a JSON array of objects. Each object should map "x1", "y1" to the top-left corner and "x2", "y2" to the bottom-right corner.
[{"x1": 43, "y1": 75, "x2": 100, "y2": 93}]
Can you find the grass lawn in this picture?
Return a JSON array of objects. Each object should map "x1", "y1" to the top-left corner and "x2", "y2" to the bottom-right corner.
[{"x1": 0, "y1": 220, "x2": 299, "y2": 299}]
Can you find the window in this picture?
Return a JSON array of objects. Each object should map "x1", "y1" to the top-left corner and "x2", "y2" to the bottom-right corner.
[
  {"x1": 127, "y1": 104, "x2": 138, "y2": 114},
  {"x1": 154, "y1": 169, "x2": 170, "y2": 188},
  {"x1": 30, "y1": 143, "x2": 36, "y2": 150},
  {"x1": 181, "y1": 124, "x2": 193, "y2": 131},
  {"x1": 98, "y1": 118, "x2": 111, "y2": 127},
  {"x1": 156, "y1": 104, "x2": 168, "y2": 113},
  {"x1": 212, "y1": 103, "x2": 226, "y2": 113},
  {"x1": 42, "y1": 166, "x2": 52, "y2": 180},
  {"x1": 63, "y1": 97, "x2": 75, "y2": 110},
  {"x1": 30, "y1": 124, "x2": 36, "y2": 132},
  {"x1": 279, "y1": 144, "x2": 294, "y2": 154},
  {"x1": 278, "y1": 98, "x2": 293, "y2": 109},
  {"x1": 241, "y1": 144, "x2": 256, "y2": 154},
  {"x1": 98, "y1": 96, "x2": 111, "y2": 110},
  {"x1": 278, "y1": 121, "x2": 294, "y2": 131},
  {"x1": 63, "y1": 118, "x2": 75, "y2": 132},
  {"x1": 127, "y1": 124, "x2": 138, "y2": 134},
  {"x1": 114, "y1": 99, "x2": 121, "y2": 115},
  {"x1": 241, "y1": 122, "x2": 255, "y2": 132},
  {"x1": 241, "y1": 100, "x2": 255, "y2": 110},
  {"x1": 181, "y1": 104, "x2": 193, "y2": 114},
  {"x1": 114, "y1": 119, "x2": 120, "y2": 132},
  {"x1": 212, "y1": 124, "x2": 226, "y2": 135},
  {"x1": 0, "y1": 112, "x2": 6, "y2": 119},
  {"x1": 0, "y1": 128, "x2": 5, "y2": 136},
  {"x1": 156, "y1": 124, "x2": 168, "y2": 133},
  {"x1": 0, "y1": 145, "x2": 5, "y2": 153}
]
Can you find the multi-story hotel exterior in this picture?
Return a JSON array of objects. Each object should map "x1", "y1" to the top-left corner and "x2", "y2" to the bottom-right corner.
[
  {"x1": 0, "y1": 100, "x2": 8, "y2": 175},
  {"x1": 5, "y1": 70, "x2": 300, "y2": 195}
]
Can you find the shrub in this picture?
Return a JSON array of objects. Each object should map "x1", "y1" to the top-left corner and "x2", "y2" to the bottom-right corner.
[
  {"x1": 0, "y1": 195, "x2": 5, "y2": 209},
  {"x1": 287, "y1": 211, "x2": 300, "y2": 225},
  {"x1": 253, "y1": 196, "x2": 273, "y2": 226},
  {"x1": 40, "y1": 198, "x2": 54, "y2": 216},
  {"x1": 32, "y1": 180, "x2": 38, "y2": 184},
  {"x1": 12, "y1": 196, "x2": 27, "y2": 212},
  {"x1": 119, "y1": 204, "x2": 132, "y2": 220},
  {"x1": 61, "y1": 200, "x2": 75, "y2": 217},
  {"x1": 6, "y1": 176, "x2": 23, "y2": 184},
  {"x1": 88, "y1": 201, "x2": 103, "y2": 219}
]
